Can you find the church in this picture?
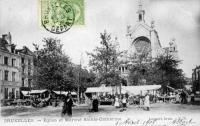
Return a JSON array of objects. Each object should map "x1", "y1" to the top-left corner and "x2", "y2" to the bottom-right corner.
[{"x1": 118, "y1": 1, "x2": 178, "y2": 86}]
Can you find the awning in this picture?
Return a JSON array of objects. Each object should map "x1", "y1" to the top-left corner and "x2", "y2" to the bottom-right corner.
[
  {"x1": 122, "y1": 85, "x2": 161, "y2": 95},
  {"x1": 30, "y1": 89, "x2": 48, "y2": 94},
  {"x1": 85, "y1": 87, "x2": 112, "y2": 93},
  {"x1": 21, "y1": 91, "x2": 30, "y2": 96},
  {"x1": 53, "y1": 91, "x2": 77, "y2": 95},
  {"x1": 85, "y1": 85, "x2": 161, "y2": 95}
]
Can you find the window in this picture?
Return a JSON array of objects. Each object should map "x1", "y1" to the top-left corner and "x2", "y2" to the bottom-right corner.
[
  {"x1": 21, "y1": 57, "x2": 25, "y2": 64},
  {"x1": 4, "y1": 56, "x2": 8, "y2": 65},
  {"x1": 16, "y1": 91, "x2": 19, "y2": 99},
  {"x1": 139, "y1": 14, "x2": 142, "y2": 21},
  {"x1": 12, "y1": 59, "x2": 16, "y2": 67},
  {"x1": 28, "y1": 67, "x2": 31, "y2": 75},
  {"x1": 4, "y1": 70, "x2": 9, "y2": 81},
  {"x1": 4, "y1": 88, "x2": 8, "y2": 99},
  {"x1": 22, "y1": 66, "x2": 25, "y2": 75},
  {"x1": 28, "y1": 59, "x2": 31, "y2": 65},
  {"x1": 22, "y1": 78, "x2": 25, "y2": 87},
  {"x1": 12, "y1": 88, "x2": 15, "y2": 99},
  {"x1": 12, "y1": 72, "x2": 16, "y2": 81},
  {"x1": 0, "y1": 70, "x2": 2, "y2": 80},
  {"x1": 28, "y1": 79, "x2": 32, "y2": 88}
]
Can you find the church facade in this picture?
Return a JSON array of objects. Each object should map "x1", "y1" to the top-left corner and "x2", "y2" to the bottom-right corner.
[{"x1": 118, "y1": 1, "x2": 178, "y2": 86}]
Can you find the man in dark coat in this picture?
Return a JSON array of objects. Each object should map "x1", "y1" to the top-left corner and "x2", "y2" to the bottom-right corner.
[
  {"x1": 66, "y1": 93, "x2": 73, "y2": 116},
  {"x1": 92, "y1": 96, "x2": 99, "y2": 112},
  {"x1": 61, "y1": 93, "x2": 73, "y2": 117},
  {"x1": 61, "y1": 96, "x2": 67, "y2": 116}
]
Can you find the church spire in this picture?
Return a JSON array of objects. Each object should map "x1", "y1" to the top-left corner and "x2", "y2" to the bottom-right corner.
[{"x1": 137, "y1": 0, "x2": 145, "y2": 22}]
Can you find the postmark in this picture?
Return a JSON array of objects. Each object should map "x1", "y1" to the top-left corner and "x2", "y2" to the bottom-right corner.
[{"x1": 40, "y1": 0, "x2": 84, "y2": 34}]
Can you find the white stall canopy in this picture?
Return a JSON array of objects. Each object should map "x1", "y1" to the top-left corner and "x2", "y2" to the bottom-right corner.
[
  {"x1": 53, "y1": 91, "x2": 77, "y2": 95},
  {"x1": 85, "y1": 85, "x2": 161, "y2": 95}
]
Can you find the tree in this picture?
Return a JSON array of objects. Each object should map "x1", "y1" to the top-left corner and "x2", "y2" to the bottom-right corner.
[
  {"x1": 128, "y1": 49, "x2": 186, "y2": 93},
  {"x1": 87, "y1": 30, "x2": 123, "y2": 86},
  {"x1": 128, "y1": 49, "x2": 152, "y2": 85},
  {"x1": 33, "y1": 38, "x2": 72, "y2": 91}
]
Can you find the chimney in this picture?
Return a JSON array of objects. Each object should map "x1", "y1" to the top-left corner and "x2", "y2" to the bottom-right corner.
[{"x1": 2, "y1": 32, "x2": 12, "y2": 44}]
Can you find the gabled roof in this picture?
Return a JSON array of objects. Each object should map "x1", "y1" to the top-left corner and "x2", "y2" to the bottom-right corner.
[
  {"x1": 16, "y1": 46, "x2": 35, "y2": 56},
  {"x1": 132, "y1": 22, "x2": 152, "y2": 35}
]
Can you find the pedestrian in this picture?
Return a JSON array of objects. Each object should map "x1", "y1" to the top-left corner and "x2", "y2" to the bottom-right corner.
[
  {"x1": 84, "y1": 93, "x2": 92, "y2": 112},
  {"x1": 139, "y1": 95, "x2": 143, "y2": 108},
  {"x1": 144, "y1": 92, "x2": 150, "y2": 111},
  {"x1": 92, "y1": 95, "x2": 99, "y2": 112},
  {"x1": 66, "y1": 93, "x2": 73, "y2": 116},
  {"x1": 61, "y1": 96, "x2": 67, "y2": 117},
  {"x1": 114, "y1": 95, "x2": 120, "y2": 108},
  {"x1": 122, "y1": 95, "x2": 127, "y2": 111},
  {"x1": 175, "y1": 92, "x2": 180, "y2": 104}
]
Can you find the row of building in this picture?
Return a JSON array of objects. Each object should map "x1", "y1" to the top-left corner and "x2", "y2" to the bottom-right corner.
[
  {"x1": 192, "y1": 66, "x2": 200, "y2": 94},
  {"x1": 0, "y1": 33, "x2": 34, "y2": 101}
]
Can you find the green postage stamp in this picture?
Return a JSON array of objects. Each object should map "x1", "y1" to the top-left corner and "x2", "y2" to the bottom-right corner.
[{"x1": 40, "y1": 0, "x2": 84, "y2": 34}]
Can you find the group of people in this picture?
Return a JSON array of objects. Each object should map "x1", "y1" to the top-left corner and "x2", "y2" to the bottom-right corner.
[
  {"x1": 61, "y1": 93, "x2": 73, "y2": 117},
  {"x1": 114, "y1": 93, "x2": 150, "y2": 111},
  {"x1": 85, "y1": 95, "x2": 99, "y2": 112},
  {"x1": 61, "y1": 92, "x2": 151, "y2": 117}
]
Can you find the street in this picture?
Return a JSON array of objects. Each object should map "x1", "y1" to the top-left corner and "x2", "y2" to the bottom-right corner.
[
  {"x1": 1, "y1": 103, "x2": 200, "y2": 117},
  {"x1": 1, "y1": 103, "x2": 200, "y2": 126}
]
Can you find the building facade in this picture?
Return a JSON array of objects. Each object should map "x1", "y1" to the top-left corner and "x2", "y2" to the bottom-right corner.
[
  {"x1": 17, "y1": 46, "x2": 34, "y2": 90},
  {"x1": 119, "y1": 1, "x2": 178, "y2": 86},
  {"x1": 0, "y1": 33, "x2": 34, "y2": 101},
  {"x1": 192, "y1": 66, "x2": 200, "y2": 93}
]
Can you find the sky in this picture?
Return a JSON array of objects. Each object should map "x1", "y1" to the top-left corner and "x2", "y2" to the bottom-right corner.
[{"x1": 0, "y1": 0, "x2": 200, "y2": 78}]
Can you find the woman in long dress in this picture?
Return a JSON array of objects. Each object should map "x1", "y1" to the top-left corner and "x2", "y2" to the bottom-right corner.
[
  {"x1": 84, "y1": 93, "x2": 92, "y2": 112},
  {"x1": 114, "y1": 96, "x2": 120, "y2": 108},
  {"x1": 144, "y1": 93, "x2": 150, "y2": 111}
]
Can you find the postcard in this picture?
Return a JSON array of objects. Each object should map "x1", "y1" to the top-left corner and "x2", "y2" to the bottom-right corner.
[{"x1": 0, "y1": 0, "x2": 200, "y2": 126}]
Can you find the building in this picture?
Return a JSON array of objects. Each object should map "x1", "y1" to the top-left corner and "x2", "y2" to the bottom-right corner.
[
  {"x1": 0, "y1": 33, "x2": 34, "y2": 101},
  {"x1": 192, "y1": 66, "x2": 200, "y2": 93},
  {"x1": 163, "y1": 38, "x2": 179, "y2": 60},
  {"x1": 0, "y1": 33, "x2": 21, "y2": 100},
  {"x1": 119, "y1": 1, "x2": 178, "y2": 86},
  {"x1": 126, "y1": 1, "x2": 163, "y2": 58},
  {"x1": 16, "y1": 46, "x2": 34, "y2": 90}
]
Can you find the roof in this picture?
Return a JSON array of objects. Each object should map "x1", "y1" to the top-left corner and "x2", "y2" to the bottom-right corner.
[
  {"x1": 85, "y1": 87, "x2": 112, "y2": 93},
  {"x1": 30, "y1": 89, "x2": 48, "y2": 94},
  {"x1": 21, "y1": 91, "x2": 31, "y2": 96},
  {"x1": 185, "y1": 85, "x2": 192, "y2": 90},
  {"x1": 53, "y1": 91, "x2": 77, "y2": 95},
  {"x1": 85, "y1": 85, "x2": 161, "y2": 95},
  {"x1": 17, "y1": 46, "x2": 35, "y2": 56}
]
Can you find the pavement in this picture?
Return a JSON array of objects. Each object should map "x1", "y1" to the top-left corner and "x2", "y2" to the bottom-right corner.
[{"x1": 1, "y1": 103, "x2": 200, "y2": 126}]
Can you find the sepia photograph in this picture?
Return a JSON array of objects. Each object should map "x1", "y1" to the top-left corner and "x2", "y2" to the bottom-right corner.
[{"x1": 0, "y1": 0, "x2": 200, "y2": 126}]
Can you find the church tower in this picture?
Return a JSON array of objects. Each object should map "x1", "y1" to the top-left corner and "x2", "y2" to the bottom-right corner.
[
  {"x1": 126, "y1": 0, "x2": 163, "y2": 59},
  {"x1": 137, "y1": 0, "x2": 145, "y2": 23}
]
